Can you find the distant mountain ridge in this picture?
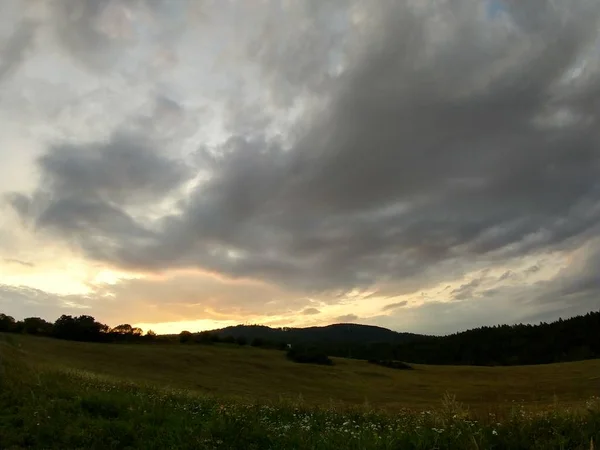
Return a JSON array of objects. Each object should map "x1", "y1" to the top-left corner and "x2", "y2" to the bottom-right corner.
[
  {"x1": 207, "y1": 311, "x2": 600, "y2": 366},
  {"x1": 210, "y1": 323, "x2": 426, "y2": 345}
]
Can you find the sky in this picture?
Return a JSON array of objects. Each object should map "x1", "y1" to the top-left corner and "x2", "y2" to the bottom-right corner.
[{"x1": 1, "y1": 0, "x2": 600, "y2": 336}]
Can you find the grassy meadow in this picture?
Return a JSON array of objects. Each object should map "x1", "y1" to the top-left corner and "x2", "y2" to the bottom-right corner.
[{"x1": 1, "y1": 333, "x2": 599, "y2": 449}]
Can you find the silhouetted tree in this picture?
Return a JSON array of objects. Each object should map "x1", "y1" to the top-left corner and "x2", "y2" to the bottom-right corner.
[
  {"x1": 111, "y1": 324, "x2": 134, "y2": 335},
  {"x1": 0, "y1": 313, "x2": 16, "y2": 332},
  {"x1": 22, "y1": 317, "x2": 52, "y2": 335},
  {"x1": 0, "y1": 309, "x2": 598, "y2": 366},
  {"x1": 179, "y1": 330, "x2": 193, "y2": 343},
  {"x1": 53, "y1": 315, "x2": 109, "y2": 342},
  {"x1": 235, "y1": 336, "x2": 247, "y2": 346}
]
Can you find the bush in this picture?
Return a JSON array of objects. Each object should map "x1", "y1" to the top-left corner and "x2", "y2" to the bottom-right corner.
[
  {"x1": 286, "y1": 347, "x2": 333, "y2": 365},
  {"x1": 236, "y1": 336, "x2": 248, "y2": 346},
  {"x1": 251, "y1": 338, "x2": 266, "y2": 347}
]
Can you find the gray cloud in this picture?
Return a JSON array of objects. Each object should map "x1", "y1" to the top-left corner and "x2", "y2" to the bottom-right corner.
[
  {"x1": 302, "y1": 307, "x2": 321, "y2": 316},
  {"x1": 382, "y1": 301, "x2": 408, "y2": 312},
  {"x1": 498, "y1": 271, "x2": 514, "y2": 281},
  {"x1": 0, "y1": 19, "x2": 36, "y2": 82},
  {"x1": 451, "y1": 279, "x2": 483, "y2": 301},
  {"x1": 0, "y1": 284, "x2": 91, "y2": 320},
  {"x1": 7, "y1": 1, "x2": 600, "y2": 327},
  {"x1": 334, "y1": 314, "x2": 359, "y2": 323},
  {"x1": 47, "y1": 0, "x2": 205, "y2": 73},
  {"x1": 8, "y1": 131, "x2": 193, "y2": 259}
]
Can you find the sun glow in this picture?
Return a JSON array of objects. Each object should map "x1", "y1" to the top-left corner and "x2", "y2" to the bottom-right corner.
[{"x1": 133, "y1": 319, "x2": 239, "y2": 335}]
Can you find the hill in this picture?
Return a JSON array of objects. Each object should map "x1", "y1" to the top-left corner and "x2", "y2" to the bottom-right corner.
[
  {"x1": 3, "y1": 333, "x2": 600, "y2": 412},
  {"x1": 212, "y1": 323, "x2": 425, "y2": 345},
  {"x1": 208, "y1": 310, "x2": 600, "y2": 366}
]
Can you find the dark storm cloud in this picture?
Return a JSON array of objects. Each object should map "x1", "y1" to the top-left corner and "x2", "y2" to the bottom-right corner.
[
  {"x1": 9, "y1": 1, "x2": 600, "y2": 314},
  {"x1": 8, "y1": 131, "x2": 193, "y2": 258},
  {"x1": 38, "y1": 132, "x2": 191, "y2": 205}
]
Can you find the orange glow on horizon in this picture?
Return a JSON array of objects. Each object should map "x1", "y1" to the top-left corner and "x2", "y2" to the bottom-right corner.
[{"x1": 133, "y1": 319, "x2": 241, "y2": 335}]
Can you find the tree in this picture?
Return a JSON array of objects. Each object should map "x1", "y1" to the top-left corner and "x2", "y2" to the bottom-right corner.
[
  {"x1": 22, "y1": 317, "x2": 52, "y2": 335},
  {"x1": 145, "y1": 330, "x2": 157, "y2": 339},
  {"x1": 111, "y1": 324, "x2": 134, "y2": 335},
  {"x1": 53, "y1": 315, "x2": 110, "y2": 341},
  {"x1": 235, "y1": 336, "x2": 247, "y2": 346},
  {"x1": 179, "y1": 330, "x2": 193, "y2": 343},
  {"x1": 0, "y1": 313, "x2": 16, "y2": 332}
]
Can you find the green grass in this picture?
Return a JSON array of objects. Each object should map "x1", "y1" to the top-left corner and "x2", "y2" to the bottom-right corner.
[{"x1": 1, "y1": 334, "x2": 599, "y2": 449}]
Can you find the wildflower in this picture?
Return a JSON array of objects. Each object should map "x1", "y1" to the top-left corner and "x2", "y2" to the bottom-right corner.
[{"x1": 492, "y1": 430, "x2": 498, "y2": 436}]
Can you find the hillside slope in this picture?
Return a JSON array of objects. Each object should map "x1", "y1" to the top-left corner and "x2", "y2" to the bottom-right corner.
[{"x1": 7, "y1": 333, "x2": 600, "y2": 412}]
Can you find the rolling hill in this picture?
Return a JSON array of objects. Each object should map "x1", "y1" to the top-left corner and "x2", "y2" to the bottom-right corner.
[{"x1": 211, "y1": 323, "x2": 425, "y2": 345}]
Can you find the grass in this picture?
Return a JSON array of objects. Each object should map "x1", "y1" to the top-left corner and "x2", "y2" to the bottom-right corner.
[{"x1": 1, "y1": 333, "x2": 599, "y2": 449}]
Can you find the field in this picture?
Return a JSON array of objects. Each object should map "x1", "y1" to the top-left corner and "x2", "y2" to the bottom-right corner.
[{"x1": 1, "y1": 333, "x2": 599, "y2": 449}]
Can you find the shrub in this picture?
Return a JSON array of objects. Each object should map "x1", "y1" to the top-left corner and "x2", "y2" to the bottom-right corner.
[
  {"x1": 286, "y1": 347, "x2": 333, "y2": 365},
  {"x1": 236, "y1": 336, "x2": 248, "y2": 346}
]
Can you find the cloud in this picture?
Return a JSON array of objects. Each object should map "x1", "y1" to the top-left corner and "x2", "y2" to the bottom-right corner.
[
  {"x1": 5, "y1": 1, "x2": 600, "y2": 330},
  {"x1": 302, "y1": 307, "x2": 321, "y2": 316},
  {"x1": 0, "y1": 284, "x2": 91, "y2": 320},
  {"x1": 498, "y1": 270, "x2": 514, "y2": 281},
  {"x1": 0, "y1": 19, "x2": 36, "y2": 82},
  {"x1": 334, "y1": 314, "x2": 359, "y2": 323},
  {"x1": 451, "y1": 279, "x2": 483, "y2": 301},
  {"x1": 45, "y1": 0, "x2": 207, "y2": 73},
  {"x1": 3, "y1": 258, "x2": 34, "y2": 267},
  {"x1": 7, "y1": 130, "x2": 193, "y2": 262},
  {"x1": 382, "y1": 301, "x2": 408, "y2": 312}
]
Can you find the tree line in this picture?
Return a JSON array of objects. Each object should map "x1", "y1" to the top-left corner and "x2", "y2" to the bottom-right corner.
[
  {"x1": 1, "y1": 309, "x2": 599, "y2": 366},
  {"x1": 0, "y1": 313, "x2": 270, "y2": 347},
  {"x1": 0, "y1": 313, "x2": 154, "y2": 343},
  {"x1": 270, "y1": 310, "x2": 600, "y2": 366},
  {"x1": 389, "y1": 311, "x2": 600, "y2": 366}
]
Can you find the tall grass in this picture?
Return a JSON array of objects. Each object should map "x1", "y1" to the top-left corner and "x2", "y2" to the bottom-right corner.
[{"x1": 1, "y1": 338, "x2": 599, "y2": 449}]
